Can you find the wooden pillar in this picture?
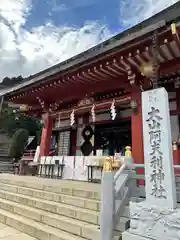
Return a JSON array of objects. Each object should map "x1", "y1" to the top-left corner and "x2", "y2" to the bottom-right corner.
[
  {"x1": 40, "y1": 114, "x2": 53, "y2": 157},
  {"x1": 175, "y1": 88, "x2": 180, "y2": 167},
  {"x1": 131, "y1": 91, "x2": 144, "y2": 185},
  {"x1": 176, "y1": 88, "x2": 180, "y2": 120},
  {"x1": 131, "y1": 91, "x2": 144, "y2": 164}
]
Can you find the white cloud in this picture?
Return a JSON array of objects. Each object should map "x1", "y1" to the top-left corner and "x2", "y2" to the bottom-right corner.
[
  {"x1": 119, "y1": 0, "x2": 179, "y2": 28},
  {"x1": 0, "y1": 0, "x2": 111, "y2": 80},
  {"x1": 0, "y1": 0, "x2": 179, "y2": 80}
]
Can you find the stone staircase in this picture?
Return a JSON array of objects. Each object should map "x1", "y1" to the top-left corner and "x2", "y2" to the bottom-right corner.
[
  {"x1": 0, "y1": 174, "x2": 130, "y2": 240},
  {"x1": 0, "y1": 134, "x2": 13, "y2": 173}
]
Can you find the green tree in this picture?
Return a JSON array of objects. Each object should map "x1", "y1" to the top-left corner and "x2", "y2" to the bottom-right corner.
[
  {"x1": 8, "y1": 128, "x2": 29, "y2": 162},
  {"x1": 0, "y1": 103, "x2": 42, "y2": 137}
]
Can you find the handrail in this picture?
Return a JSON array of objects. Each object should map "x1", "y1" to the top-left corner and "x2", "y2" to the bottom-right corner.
[
  {"x1": 134, "y1": 163, "x2": 180, "y2": 169},
  {"x1": 100, "y1": 149, "x2": 135, "y2": 240},
  {"x1": 114, "y1": 163, "x2": 126, "y2": 183}
]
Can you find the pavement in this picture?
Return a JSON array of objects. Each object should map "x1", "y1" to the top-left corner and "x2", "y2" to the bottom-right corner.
[{"x1": 0, "y1": 222, "x2": 36, "y2": 239}]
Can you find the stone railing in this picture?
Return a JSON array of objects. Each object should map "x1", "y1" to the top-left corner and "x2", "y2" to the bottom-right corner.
[
  {"x1": 131, "y1": 164, "x2": 180, "y2": 201},
  {"x1": 100, "y1": 148, "x2": 135, "y2": 240}
]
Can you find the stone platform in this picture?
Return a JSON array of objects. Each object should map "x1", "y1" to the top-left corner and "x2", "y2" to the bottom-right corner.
[{"x1": 123, "y1": 201, "x2": 180, "y2": 240}]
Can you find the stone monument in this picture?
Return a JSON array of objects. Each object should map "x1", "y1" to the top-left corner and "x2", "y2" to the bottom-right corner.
[{"x1": 123, "y1": 88, "x2": 180, "y2": 240}]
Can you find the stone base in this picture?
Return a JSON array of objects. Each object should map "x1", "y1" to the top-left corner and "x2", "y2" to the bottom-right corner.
[
  {"x1": 123, "y1": 231, "x2": 152, "y2": 240},
  {"x1": 126, "y1": 200, "x2": 180, "y2": 240}
]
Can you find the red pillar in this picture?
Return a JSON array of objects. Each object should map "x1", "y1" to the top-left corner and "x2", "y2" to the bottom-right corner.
[
  {"x1": 40, "y1": 114, "x2": 53, "y2": 157},
  {"x1": 175, "y1": 88, "x2": 180, "y2": 169},
  {"x1": 131, "y1": 91, "x2": 144, "y2": 164},
  {"x1": 131, "y1": 91, "x2": 144, "y2": 185}
]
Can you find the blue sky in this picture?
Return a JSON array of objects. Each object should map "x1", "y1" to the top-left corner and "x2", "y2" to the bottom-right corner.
[
  {"x1": 27, "y1": 0, "x2": 121, "y2": 33},
  {"x1": 0, "y1": 0, "x2": 178, "y2": 79}
]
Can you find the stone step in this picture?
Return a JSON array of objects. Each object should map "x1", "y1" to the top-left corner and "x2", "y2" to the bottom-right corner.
[
  {"x1": 0, "y1": 197, "x2": 101, "y2": 239},
  {"x1": 0, "y1": 183, "x2": 100, "y2": 211},
  {"x1": 0, "y1": 157, "x2": 13, "y2": 163},
  {"x1": 0, "y1": 208, "x2": 85, "y2": 240},
  {"x1": 0, "y1": 189, "x2": 99, "y2": 225},
  {"x1": 0, "y1": 174, "x2": 101, "y2": 200},
  {"x1": 0, "y1": 188, "x2": 129, "y2": 233}
]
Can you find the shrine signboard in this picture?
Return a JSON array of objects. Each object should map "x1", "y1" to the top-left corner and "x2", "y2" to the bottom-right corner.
[{"x1": 142, "y1": 87, "x2": 177, "y2": 208}]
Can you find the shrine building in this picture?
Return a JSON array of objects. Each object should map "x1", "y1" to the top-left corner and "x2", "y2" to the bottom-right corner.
[{"x1": 1, "y1": 2, "x2": 180, "y2": 166}]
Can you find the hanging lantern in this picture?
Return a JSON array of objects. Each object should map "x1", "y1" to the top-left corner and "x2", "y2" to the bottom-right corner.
[
  {"x1": 140, "y1": 62, "x2": 153, "y2": 77},
  {"x1": 110, "y1": 100, "x2": 116, "y2": 120},
  {"x1": 70, "y1": 109, "x2": 75, "y2": 126},
  {"x1": 91, "y1": 104, "x2": 95, "y2": 123}
]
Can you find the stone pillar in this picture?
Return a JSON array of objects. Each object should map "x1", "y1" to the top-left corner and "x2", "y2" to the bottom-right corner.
[
  {"x1": 123, "y1": 88, "x2": 178, "y2": 240},
  {"x1": 100, "y1": 159, "x2": 114, "y2": 240},
  {"x1": 40, "y1": 113, "x2": 53, "y2": 157},
  {"x1": 142, "y1": 87, "x2": 176, "y2": 208}
]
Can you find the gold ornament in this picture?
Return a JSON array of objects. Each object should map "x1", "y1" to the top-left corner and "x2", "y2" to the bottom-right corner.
[
  {"x1": 125, "y1": 146, "x2": 132, "y2": 157},
  {"x1": 103, "y1": 157, "x2": 113, "y2": 172},
  {"x1": 19, "y1": 104, "x2": 29, "y2": 111},
  {"x1": 140, "y1": 62, "x2": 153, "y2": 77}
]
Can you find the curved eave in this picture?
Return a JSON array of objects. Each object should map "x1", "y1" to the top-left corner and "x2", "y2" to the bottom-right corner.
[
  {"x1": 1, "y1": 1, "x2": 180, "y2": 99},
  {"x1": 6, "y1": 22, "x2": 180, "y2": 106}
]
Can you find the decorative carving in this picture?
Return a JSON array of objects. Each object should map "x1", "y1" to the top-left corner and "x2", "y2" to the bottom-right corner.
[
  {"x1": 78, "y1": 97, "x2": 94, "y2": 107},
  {"x1": 129, "y1": 201, "x2": 180, "y2": 240}
]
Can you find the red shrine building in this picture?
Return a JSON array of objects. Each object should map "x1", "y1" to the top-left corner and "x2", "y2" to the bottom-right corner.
[{"x1": 2, "y1": 2, "x2": 180, "y2": 166}]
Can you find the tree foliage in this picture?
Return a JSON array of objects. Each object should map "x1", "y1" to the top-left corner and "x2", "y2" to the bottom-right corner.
[
  {"x1": 8, "y1": 128, "x2": 29, "y2": 161},
  {"x1": 1, "y1": 76, "x2": 24, "y2": 86},
  {"x1": 0, "y1": 103, "x2": 42, "y2": 138}
]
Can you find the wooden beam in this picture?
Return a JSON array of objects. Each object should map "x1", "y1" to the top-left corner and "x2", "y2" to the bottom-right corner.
[
  {"x1": 112, "y1": 59, "x2": 126, "y2": 73},
  {"x1": 127, "y1": 53, "x2": 140, "y2": 71},
  {"x1": 105, "y1": 62, "x2": 124, "y2": 76},
  {"x1": 100, "y1": 64, "x2": 118, "y2": 78},
  {"x1": 164, "y1": 39, "x2": 176, "y2": 59},
  {"x1": 51, "y1": 94, "x2": 131, "y2": 119},
  {"x1": 160, "y1": 58, "x2": 180, "y2": 76}
]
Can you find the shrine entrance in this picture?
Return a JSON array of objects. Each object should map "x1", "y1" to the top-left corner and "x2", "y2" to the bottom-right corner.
[{"x1": 94, "y1": 120, "x2": 131, "y2": 156}]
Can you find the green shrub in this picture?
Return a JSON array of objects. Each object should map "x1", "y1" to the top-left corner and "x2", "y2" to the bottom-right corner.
[{"x1": 8, "y1": 128, "x2": 29, "y2": 162}]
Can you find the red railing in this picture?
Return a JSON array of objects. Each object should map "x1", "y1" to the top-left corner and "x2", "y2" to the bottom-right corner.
[
  {"x1": 22, "y1": 150, "x2": 36, "y2": 161},
  {"x1": 22, "y1": 149, "x2": 56, "y2": 161}
]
